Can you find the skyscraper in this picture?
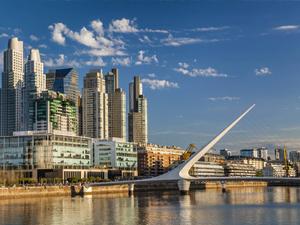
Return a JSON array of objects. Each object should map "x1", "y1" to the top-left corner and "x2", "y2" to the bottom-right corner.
[
  {"x1": 0, "y1": 37, "x2": 24, "y2": 135},
  {"x1": 82, "y1": 70, "x2": 108, "y2": 139},
  {"x1": 46, "y1": 68, "x2": 80, "y2": 134},
  {"x1": 46, "y1": 68, "x2": 80, "y2": 105},
  {"x1": 23, "y1": 48, "x2": 46, "y2": 131},
  {"x1": 128, "y1": 76, "x2": 148, "y2": 144},
  {"x1": 105, "y1": 68, "x2": 126, "y2": 141}
]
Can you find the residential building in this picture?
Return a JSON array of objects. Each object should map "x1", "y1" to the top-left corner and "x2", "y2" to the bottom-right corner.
[
  {"x1": 34, "y1": 90, "x2": 78, "y2": 135},
  {"x1": 1, "y1": 37, "x2": 24, "y2": 135},
  {"x1": 190, "y1": 161, "x2": 224, "y2": 177},
  {"x1": 105, "y1": 68, "x2": 126, "y2": 140},
  {"x1": 200, "y1": 153, "x2": 225, "y2": 165},
  {"x1": 23, "y1": 48, "x2": 46, "y2": 131},
  {"x1": 128, "y1": 76, "x2": 148, "y2": 144},
  {"x1": 82, "y1": 70, "x2": 108, "y2": 139},
  {"x1": 137, "y1": 143, "x2": 183, "y2": 177},
  {"x1": 257, "y1": 147, "x2": 268, "y2": 160},
  {"x1": 93, "y1": 138, "x2": 137, "y2": 177}
]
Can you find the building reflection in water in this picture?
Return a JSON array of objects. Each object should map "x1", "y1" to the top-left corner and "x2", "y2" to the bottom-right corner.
[{"x1": 1, "y1": 187, "x2": 300, "y2": 225}]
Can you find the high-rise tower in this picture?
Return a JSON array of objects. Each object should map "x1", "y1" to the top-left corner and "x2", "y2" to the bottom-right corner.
[
  {"x1": 105, "y1": 68, "x2": 126, "y2": 141},
  {"x1": 82, "y1": 70, "x2": 108, "y2": 139},
  {"x1": 23, "y1": 48, "x2": 46, "y2": 131},
  {"x1": 128, "y1": 76, "x2": 148, "y2": 144},
  {"x1": 0, "y1": 37, "x2": 24, "y2": 135}
]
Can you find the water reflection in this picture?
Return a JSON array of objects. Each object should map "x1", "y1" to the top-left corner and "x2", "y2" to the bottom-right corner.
[{"x1": 1, "y1": 187, "x2": 300, "y2": 225}]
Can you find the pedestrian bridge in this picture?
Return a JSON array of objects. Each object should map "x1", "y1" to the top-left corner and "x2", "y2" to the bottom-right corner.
[{"x1": 90, "y1": 104, "x2": 300, "y2": 193}]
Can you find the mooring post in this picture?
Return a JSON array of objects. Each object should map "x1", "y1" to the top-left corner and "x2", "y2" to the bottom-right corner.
[
  {"x1": 177, "y1": 179, "x2": 191, "y2": 195},
  {"x1": 221, "y1": 181, "x2": 226, "y2": 193},
  {"x1": 128, "y1": 183, "x2": 135, "y2": 195}
]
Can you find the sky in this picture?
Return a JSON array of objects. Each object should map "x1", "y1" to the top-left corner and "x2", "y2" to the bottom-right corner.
[{"x1": 0, "y1": 0, "x2": 300, "y2": 153}]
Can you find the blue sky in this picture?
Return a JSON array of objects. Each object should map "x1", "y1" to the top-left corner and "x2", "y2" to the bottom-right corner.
[{"x1": 1, "y1": 0, "x2": 300, "y2": 152}]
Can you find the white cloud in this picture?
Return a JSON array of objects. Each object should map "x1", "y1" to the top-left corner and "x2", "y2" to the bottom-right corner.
[
  {"x1": 90, "y1": 19, "x2": 104, "y2": 35},
  {"x1": 111, "y1": 57, "x2": 132, "y2": 66},
  {"x1": 0, "y1": 33, "x2": 9, "y2": 38},
  {"x1": 38, "y1": 44, "x2": 47, "y2": 49},
  {"x1": 85, "y1": 57, "x2": 106, "y2": 67},
  {"x1": 148, "y1": 73, "x2": 156, "y2": 78},
  {"x1": 44, "y1": 54, "x2": 81, "y2": 68},
  {"x1": 109, "y1": 18, "x2": 138, "y2": 33},
  {"x1": 30, "y1": 34, "x2": 39, "y2": 41},
  {"x1": 140, "y1": 28, "x2": 168, "y2": 34},
  {"x1": 273, "y1": 25, "x2": 299, "y2": 31},
  {"x1": 141, "y1": 78, "x2": 179, "y2": 90},
  {"x1": 208, "y1": 96, "x2": 240, "y2": 101},
  {"x1": 49, "y1": 21, "x2": 126, "y2": 57},
  {"x1": 192, "y1": 26, "x2": 230, "y2": 32},
  {"x1": 48, "y1": 23, "x2": 69, "y2": 45},
  {"x1": 139, "y1": 35, "x2": 152, "y2": 44},
  {"x1": 135, "y1": 50, "x2": 158, "y2": 65},
  {"x1": 174, "y1": 62, "x2": 228, "y2": 78},
  {"x1": 255, "y1": 67, "x2": 272, "y2": 76},
  {"x1": 161, "y1": 34, "x2": 218, "y2": 47}
]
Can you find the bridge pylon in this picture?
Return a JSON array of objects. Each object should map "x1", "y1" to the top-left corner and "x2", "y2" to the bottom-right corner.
[{"x1": 177, "y1": 179, "x2": 191, "y2": 194}]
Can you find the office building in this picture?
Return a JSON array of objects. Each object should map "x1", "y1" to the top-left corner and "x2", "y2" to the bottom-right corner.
[
  {"x1": 275, "y1": 148, "x2": 285, "y2": 161},
  {"x1": 263, "y1": 163, "x2": 296, "y2": 177},
  {"x1": 105, "y1": 69, "x2": 126, "y2": 140},
  {"x1": 93, "y1": 138, "x2": 137, "y2": 177},
  {"x1": 190, "y1": 161, "x2": 224, "y2": 177},
  {"x1": 289, "y1": 151, "x2": 300, "y2": 162},
  {"x1": 137, "y1": 143, "x2": 183, "y2": 177},
  {"x1": 23, "y1": 48, "x2": 46, "y2": 131},
  {"x1": 34, "y1": 90, "x2": 78, "y2": 135},
  {"x1": 219, "y1": 149, "x2": 232, "y2": 158},
  {"x1": 82, "y1": 70, "x2": 108, "y2": 139},
  {"x1": 224, "y1": 162, "x2": 256, "y2": 177},
  {"x1": 128, "y1": 76, "x2": 148, "y2": 144},
  {"x1": 0, "y1": 37, "x2": 24, "y2": 135}
]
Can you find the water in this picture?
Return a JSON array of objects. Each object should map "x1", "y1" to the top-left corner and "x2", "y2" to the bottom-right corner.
[{"x1": 1, "y1": 187, "x2": 300, "y2": 225}]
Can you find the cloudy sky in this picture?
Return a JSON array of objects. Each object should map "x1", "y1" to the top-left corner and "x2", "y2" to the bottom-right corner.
[{"x1": 1, "y1": 0, "x2": 300, "y2": 152}]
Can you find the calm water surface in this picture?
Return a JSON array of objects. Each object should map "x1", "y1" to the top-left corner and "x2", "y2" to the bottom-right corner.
[{"x1": 1, "y1": 187, "x2": 300, "y2": 225}]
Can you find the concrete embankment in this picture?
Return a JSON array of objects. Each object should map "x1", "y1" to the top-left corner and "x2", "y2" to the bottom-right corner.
[
  {"x1": 0, "y1": 185, "x2": 129, "y2": 199},
  {"x1": 0, "y1": 180, "x2": 296, "y2": 199}
]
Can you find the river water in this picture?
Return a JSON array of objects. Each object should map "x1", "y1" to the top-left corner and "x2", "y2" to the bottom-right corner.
[{"x1": 1, "y1": 187, "x2": 300, "y2": 225}]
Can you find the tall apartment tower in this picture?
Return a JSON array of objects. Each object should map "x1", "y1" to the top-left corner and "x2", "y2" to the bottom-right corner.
[
  {"x1": 128, "y1": 76, "x2": 148, "y2": 144},
  {"x1": 105, "y1": 68, "x2": 126, "y2": 141},
  {"x1": 82, "y1": 70, "x2": 108, "y2": 139},
  {"x1": 23, "y1": 48, "x2": 46, "y2": 131},
  {"x1": 0, "y1": 37, "x2": 24, "y2": 135}
]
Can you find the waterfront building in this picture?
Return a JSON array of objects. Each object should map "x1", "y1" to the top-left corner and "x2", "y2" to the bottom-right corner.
[
  {"x1": 105, "y1": 69, "x2": 126, "y2": 141},
  {"x1": 190, "y1": 161, "x2": 224, "y2": 177},
  {"x1": 224, "y1": 162, "x2": 256, "y2": 177},
  {"x1": 82, "y1": 70, "x2": 108, "y2": 139},
  {"x1": 263, "y1": 163, "x2": 296, "y2": 177},
  {"x1": 128, "y1": 76, "x2": 148, "y2": 144},
  {"x1": 0, "y1": 131, "x2": 92, "y2": 170},
  {"x1": 227, "y1": 156, "x2": 266, "y2": 171},
  {"x1": 137, "y1": 143, "x2": 183, "y2": 177},
  {"x1": 219, "y1": 149, "x2": 231, "y2": 158},
  {"x1": 0, "y1": 37, "x2": 24, "y2": 135},
  {"x1": 23, "y1": 48, "x2": 46, "y2": 131},
  {"x1": 93, "y1": 138, "x2": 137, "y2": 177},
  {"x1": 34, "y1": 90, "x2": 78, "y2": 135}
]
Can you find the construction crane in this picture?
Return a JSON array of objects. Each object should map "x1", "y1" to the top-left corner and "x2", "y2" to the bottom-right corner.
[
  {"x1": 181, "y1": 144, "x2": 197, "y2": 160},
  {"x1": 283, "y1": 146, "x2": 289, "y2": 177}
]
